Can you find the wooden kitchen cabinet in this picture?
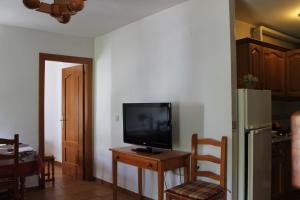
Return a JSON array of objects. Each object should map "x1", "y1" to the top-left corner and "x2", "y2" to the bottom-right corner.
[
  {"x1": 237, "y1": 42, "x2": 263, "y2": 89},
  {"x1": 286, "y1": 50, "x2": 300, "y2": 96},
  {"x1": 272, "y1": 140, "x2": 292, "y2": 200},
  {"x1": 262, "y1": 48, "x2": 286, "y2": 96},
  {"x1": 272, "y1": 154, "x2": 286, "y2": 198},
  {"x1": 236, "y1": 38, "x2": 290, "y2": 97}
]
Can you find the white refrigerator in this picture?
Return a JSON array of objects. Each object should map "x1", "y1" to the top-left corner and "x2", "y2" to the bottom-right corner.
[{"x1": 237, "y1": 89, "x2": 272, "y2": 200}]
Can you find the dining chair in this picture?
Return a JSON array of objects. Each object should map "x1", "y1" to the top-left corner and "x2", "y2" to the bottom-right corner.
[
  {"x1": 0, "y1": 134, "x2": 19, "y2": 200},
  {"x1": 166, "y1": 134, "x2": 227, "y2": 200}
]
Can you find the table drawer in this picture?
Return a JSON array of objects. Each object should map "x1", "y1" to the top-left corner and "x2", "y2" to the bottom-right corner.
[{"x1": 114, "y1": 153, "x2": 158, "y2": 170}]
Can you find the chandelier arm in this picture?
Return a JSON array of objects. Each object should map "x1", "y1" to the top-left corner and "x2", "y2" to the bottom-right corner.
[{"x1": 36, "y1": 2, "x2": 52, "y2": 14}]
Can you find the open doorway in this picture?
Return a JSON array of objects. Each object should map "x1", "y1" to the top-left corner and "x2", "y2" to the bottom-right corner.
[
  {"x1": 45, "y1": 61, "x2": 83, "y2": 179},
  {"x1": 235, "y1": 0, "x2": 300, "y2": 199},
  {"x1": 39, "y1": 53, "x2": 93, "y2": 187}
]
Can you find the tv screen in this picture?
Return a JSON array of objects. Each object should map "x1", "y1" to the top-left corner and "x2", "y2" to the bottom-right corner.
[{"x1": 123, "y1": 103, "x2": 172, "y2": 149}]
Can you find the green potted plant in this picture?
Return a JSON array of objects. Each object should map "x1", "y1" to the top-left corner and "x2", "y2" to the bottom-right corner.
[{"x1": 242, "y1": 74, "x2": 259, "y2": 89}]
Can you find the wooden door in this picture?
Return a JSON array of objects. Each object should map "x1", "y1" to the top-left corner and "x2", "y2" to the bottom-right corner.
[
  {"x1": 236, "y1": 43, "x2": 263, "y2": 89},
  {"x1": 286, "y1": 50, "x2": 300, "y2": 97},
  {"x1": 262, "y1": 48, "x2": 286, "y2": 96},
  {"x1": 62, "y1": 65, "x2": 84, "y2": 179}
]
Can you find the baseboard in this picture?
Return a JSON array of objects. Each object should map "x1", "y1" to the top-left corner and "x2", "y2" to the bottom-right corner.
[
  {"x1": 94, "y1": 177, "x2": 152, "y2": 200},
  {"x1": 54, "y1": 161, "x2": 62, "y2": 166}
]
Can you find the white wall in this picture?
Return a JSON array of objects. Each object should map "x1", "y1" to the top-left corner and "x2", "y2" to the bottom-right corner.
[
  {"x1": 0, "y1": 24, "x2": 93, "y2": 186},
  {"x1": 235, "y1": 20, "x2": 255, "y2": 40},
  {"x1": 45, "y1": 61, "x2": 79, "y2": 163},
  {"x1": 94, "y1": 0, "x2": 233, "y2": 199},
  {"x1": 0, "y1": 24, "x2": 93, "y2": 149}
]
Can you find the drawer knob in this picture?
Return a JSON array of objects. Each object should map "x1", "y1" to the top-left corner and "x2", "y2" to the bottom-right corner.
[
  {"x1": 148, "y1": 163, "x2": 153, "y2": 168},
  {"x1": 116, "y1": 155, "x2": 120, "y2": 160}
]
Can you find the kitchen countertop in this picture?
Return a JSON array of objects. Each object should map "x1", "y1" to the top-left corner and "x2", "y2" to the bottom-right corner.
[{"x1": 272, "y1": 134, "x2": 291, "y2": 144}]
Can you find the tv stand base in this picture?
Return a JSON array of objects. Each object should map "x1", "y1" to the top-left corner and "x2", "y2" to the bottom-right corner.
[{"x1": 131, "y1": 147, "x2": 162, "y2": 154}]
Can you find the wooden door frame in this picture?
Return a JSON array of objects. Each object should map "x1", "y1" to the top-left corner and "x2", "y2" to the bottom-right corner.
[{"x1": 39, "y1": 53, "x2": 93, "y2": 186}]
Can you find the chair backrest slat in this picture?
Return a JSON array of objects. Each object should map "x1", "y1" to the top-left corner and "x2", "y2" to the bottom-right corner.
[
  {"x1": 0, "y1": 154, "x2": 15, "y2": 160},
  {"x1": 0, "y1": 139, "x2": 16, "y2": 145},
  {"x1": 195, "y1": 155, "x2": 221, "y2": 164},
  {"x1": 191, "y1": 133, "x2": 227, "y2": 188},
  {"x1": 196, "y1": 171, "x2": 221, "y2": 181},
  {"x1": 0, "y1": 134, "x2": 19, "y2": 178},
  {"x1": 197, "y1": 138, "x2": 221, "y2": 147}
]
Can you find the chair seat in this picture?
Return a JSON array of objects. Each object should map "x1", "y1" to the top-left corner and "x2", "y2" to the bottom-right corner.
[{"x1": 166, "y1": 180, "x2": 225, "y2": 200}]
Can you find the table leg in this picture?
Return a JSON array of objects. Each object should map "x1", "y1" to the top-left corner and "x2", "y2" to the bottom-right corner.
[
  {"x1": 20, "y1": 176, "x2": 25, "y2": 200},
  {"x1": 52, "y1": 159, "x2": 55, "y2": 186},
  {"x1": 39, "y1": 159, "x2": 45, "y2": 189},
  {"x1": 138, "y1": 167, "x2": 143, "y2": 199},
  {"x1": 158, "y1": 164, "x2": 164, "y2": 200},
  {"x1": 184, "y1": 156, "x2": 191, "y2": 183},
  {"x1": 112, "y1": 155, "x2": 118, "y2": 200}
]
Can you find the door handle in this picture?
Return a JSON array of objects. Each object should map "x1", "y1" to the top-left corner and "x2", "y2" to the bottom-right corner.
[{"x1": 60, "y1": 115, "x2": 66, "y2": 128}]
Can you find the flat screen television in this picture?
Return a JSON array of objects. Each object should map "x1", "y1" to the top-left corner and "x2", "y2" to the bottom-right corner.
[{"x1": 123, "y1": 103, "x2": 172, "y2": 152}]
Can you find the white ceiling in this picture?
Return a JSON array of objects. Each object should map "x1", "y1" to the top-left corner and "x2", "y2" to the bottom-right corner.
[
  {"x1": 236, "y1": 0, "x2": 300, "y2": 38},
  {"x1": 0, "y1": 0, "x2": 186, "y2": 38}
]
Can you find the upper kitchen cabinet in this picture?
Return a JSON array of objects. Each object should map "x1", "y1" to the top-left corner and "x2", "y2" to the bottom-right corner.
[
  {"x1": 286, "y1": 50, "x2": 300, "y2": 97},
  {"x1": 237, "y1": 42, "x2": 263, "y2": 89},
  {"x1": 236, "y1": 38, "x2": 289, "y2": 96},
  {"x1": 262, "y1": 48, "x2": 286, "y2": 96}
]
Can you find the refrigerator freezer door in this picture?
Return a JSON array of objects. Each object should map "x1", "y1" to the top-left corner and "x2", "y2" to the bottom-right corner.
[
  {"x1": 239, "y1": 89, "x2": 272, "y2": 130},
  {"x1": 248, "y1": 128, "x2": 272, "y2": 200}
]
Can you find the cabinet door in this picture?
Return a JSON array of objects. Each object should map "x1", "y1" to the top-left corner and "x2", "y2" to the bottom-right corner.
[
  {"x1": 237, "y1": 43, "x2": 263, "y2": 89},
  {"x1": 263, "y1": 48, "x2": 286, "y2": 96},
  {"x1": 286, "y1": 50, "x2": 300, "y2": 96},
  {"x1": 272, "y1": 155, "x2": 286, "y2": 198},
  {"x1": 284, "y1": 141, "x2": 292, "y2": 194},
  {"x1": 272, "y1": 143, "x2": 287, "y2": 199},
  {"x1": 249, "y1": 44, "x2": 264, "y2": 89}
]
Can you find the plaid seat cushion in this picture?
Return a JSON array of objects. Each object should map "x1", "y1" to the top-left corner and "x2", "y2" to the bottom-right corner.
[{"x1": 166, "y1": 180, "x2": 225, "y2": 200}]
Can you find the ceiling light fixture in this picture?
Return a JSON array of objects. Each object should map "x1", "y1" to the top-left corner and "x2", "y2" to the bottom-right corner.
[{"x1": 23, "y1": 0, "x2": 87, "y2": 24}]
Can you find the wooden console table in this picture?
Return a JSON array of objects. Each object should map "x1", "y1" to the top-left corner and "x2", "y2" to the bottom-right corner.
[{"x1": 110, "y1": 146, "x2": 191, "y2": 200}]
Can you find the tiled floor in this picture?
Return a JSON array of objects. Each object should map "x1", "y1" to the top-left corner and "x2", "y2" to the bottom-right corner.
[{"x1": 25, "y1": 166, "x2": 138, "y2": 200}]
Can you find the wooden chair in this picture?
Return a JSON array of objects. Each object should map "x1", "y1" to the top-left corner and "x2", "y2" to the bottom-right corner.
[
  {"x1": 166, "y1": 134, "x2": 227, "y2": 200},
  {"x1": 0, "y1": 134, "x2": 19, "y2": 200},
  {"x1": 44, "y1": 155, "x2": 55, "y2": 186}
]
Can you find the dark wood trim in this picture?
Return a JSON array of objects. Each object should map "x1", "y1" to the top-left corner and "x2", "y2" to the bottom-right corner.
[
  {"x1": 39, "y1": 53, "x2": 93, "y2": 187},
  {"x1": 94, "y1": 178, "x2": 153, "y2": 200},
  {"x1": 236, "y1": 38, "x2": 291, "y2": 52}
]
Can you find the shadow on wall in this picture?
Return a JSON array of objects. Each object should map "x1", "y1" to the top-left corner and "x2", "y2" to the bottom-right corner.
[{"x1": 172, "y1": 102, "x2": 204, "y2": 151}]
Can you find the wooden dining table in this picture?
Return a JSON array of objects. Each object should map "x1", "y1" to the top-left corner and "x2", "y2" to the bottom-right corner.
[{"x1": 0, "y1": 144, "x2": 42, "y2": 200}]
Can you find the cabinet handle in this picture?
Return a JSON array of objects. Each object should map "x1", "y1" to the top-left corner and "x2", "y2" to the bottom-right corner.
[
  {"x1": 116, "y1": 155, "x2": 120, "y2": 160},
  {"x1": 147, "y1": 163, "x2": 153, "y2": 168}
]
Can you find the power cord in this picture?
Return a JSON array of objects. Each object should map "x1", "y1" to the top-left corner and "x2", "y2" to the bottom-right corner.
[
  {"x1": 164, "y1": 172, "x2": 168, "y2": 189},
  {"x1": 179, "y1": 168, "x2": 182, "y2": 184}
]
